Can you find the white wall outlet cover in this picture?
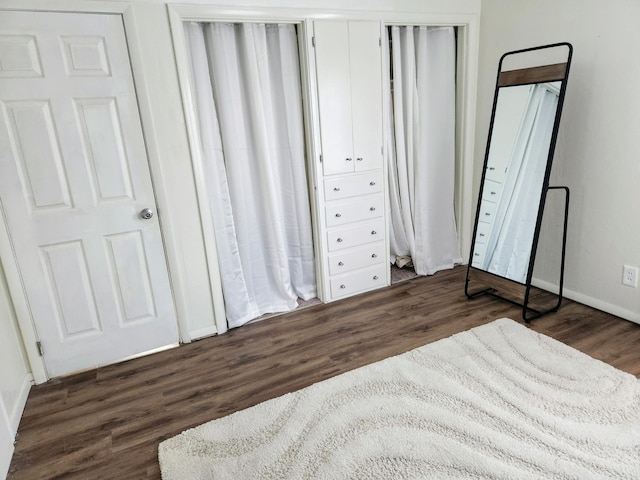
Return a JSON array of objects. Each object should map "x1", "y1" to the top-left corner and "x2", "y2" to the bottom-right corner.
[{"x1": 622, "y1": 265, "x2": 639, "y2": 288}]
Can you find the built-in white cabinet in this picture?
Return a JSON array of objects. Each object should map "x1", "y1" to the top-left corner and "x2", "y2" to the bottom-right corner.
[
  {"x1": 314, "y1": 21, "x2": 383, "y2": 176},
  {"x1": 312, "y1": 20, "x2": 388, "y2": 301}
]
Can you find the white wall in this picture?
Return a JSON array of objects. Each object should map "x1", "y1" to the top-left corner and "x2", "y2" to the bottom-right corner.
[
  {"x1": 476, "y1": 0, "x2": 640, "y2": 323},
  {"x1": 0, "y1": 262, "x2": 32, "y2": 480}
]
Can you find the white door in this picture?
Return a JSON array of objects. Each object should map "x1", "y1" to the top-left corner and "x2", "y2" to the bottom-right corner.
[
  {"x1": 0, "y1": 11, "x2": 179, "y2": 377},
  {"x1": 348, "y1": 22, "x2": 383, "y2": 173},
  {"x1": 314, "y1": 21, "x2": 383, "y2": 176},
  {"x1": 314, "y1": 21, "x2": 354, "y2": 176}
]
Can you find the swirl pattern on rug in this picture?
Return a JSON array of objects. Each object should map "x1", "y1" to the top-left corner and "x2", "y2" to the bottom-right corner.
[{"x1": 159, "y1": 318, "x2": 640, "y2": 479}]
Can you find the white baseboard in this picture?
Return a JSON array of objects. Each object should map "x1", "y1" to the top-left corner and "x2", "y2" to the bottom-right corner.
[
  {"x1": 8, "y1": 374, "x2": 32, "y2": 436},
  {"x1": 0, "y1": 372, "x2": 33, "y2": 480},
  {"x1": 0, "y1": 430, "x2": 13, "y2": 480},
  {"x1": 532, "y1": 279, "x2": 640, "y2": 325}
]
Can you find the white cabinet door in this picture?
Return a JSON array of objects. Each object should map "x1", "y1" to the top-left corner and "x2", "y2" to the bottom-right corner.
[
  {"x1": 314, "y1": 21, "x2": 354, "y2": 176},
  {"x1": 0, "y1": 11, "x2": 178, "y2": 377},
  {"x1": 349, "y1": 22, "x2": 383, "y2": 172},
  {"x1": 314, "y1": 21, "x2": 383, "y2": 175}
]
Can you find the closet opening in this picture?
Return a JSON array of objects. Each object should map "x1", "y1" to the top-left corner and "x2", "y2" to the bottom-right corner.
[
  {"x1": 183, "y1": 21, "x2": 319, "y2": 330},
  {"x1": 385, "y1": 25, "x2": 462, "y2": 285}
]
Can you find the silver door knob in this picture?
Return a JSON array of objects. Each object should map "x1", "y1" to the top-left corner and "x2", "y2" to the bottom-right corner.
[{"x1": 140, "y1": 208, "x2": 154, "y2": 220}]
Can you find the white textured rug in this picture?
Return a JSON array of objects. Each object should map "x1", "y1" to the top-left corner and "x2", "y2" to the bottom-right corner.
[{"x1": 158, "y1": 318, "x2": 640, "y2": 479}]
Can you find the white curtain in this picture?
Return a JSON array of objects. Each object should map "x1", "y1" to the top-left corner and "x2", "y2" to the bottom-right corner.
[
  {"x1": 185, "y1": 22, "x2": 316, "y2": 328},
  {"x1": 384, "y1": 26, "x2": 462, "y2": 275},
  {"x1": 484, "y1": 84, "x2": 559, "y2": 282}
]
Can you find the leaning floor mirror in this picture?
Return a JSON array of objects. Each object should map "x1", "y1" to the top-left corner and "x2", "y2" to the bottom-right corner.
[{"x1": 465, "y1": 43, "x2": 573, "y2": 322}]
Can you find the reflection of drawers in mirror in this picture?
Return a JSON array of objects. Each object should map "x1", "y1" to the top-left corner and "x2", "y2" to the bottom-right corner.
[
  {"x1": 485, "y1": 163, "x2": 508, "y2": 183},
  {"x1": 472, "y1": 222, "x2": 490, "y2": 267},
  {"x1": 478, "y1": 199, "x2": 497, "y2": 223},
  {"x1": 475, "y1": 221, "x2": 490, "y2": 243},
  {"x1": 481, "y1": 179, "x2": 503, "y2": 203},
  {"x1": 471, "y1": 241, "x2": 486, "y2": 267}
]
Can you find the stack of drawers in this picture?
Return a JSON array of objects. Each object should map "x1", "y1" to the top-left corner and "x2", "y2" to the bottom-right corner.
[
  {"x1": 471, "y1": 171, "x2": 504, "y2": 268},
  {"x1": 323, "y1": 171, "x2": 386, "y2": 299}
]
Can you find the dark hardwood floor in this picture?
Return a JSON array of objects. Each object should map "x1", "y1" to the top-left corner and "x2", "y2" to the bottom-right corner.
[{"x1": 8, "y1": 266, "x2": 640, "y2": 479}]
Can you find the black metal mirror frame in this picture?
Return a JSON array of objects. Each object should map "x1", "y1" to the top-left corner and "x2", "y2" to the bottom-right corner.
[{"x1": 465, "y1": 42, "x2": 573, "y2": 322}]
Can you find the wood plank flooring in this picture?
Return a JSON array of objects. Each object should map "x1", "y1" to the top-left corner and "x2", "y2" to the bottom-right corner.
[{"x1": 8, "y1": 266, "x2": 640, "y2": 479}]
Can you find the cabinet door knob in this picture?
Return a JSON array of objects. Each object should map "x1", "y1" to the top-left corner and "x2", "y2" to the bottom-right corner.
[
  {"x1": 373, "y1": 275, "x2": 379, "y2": 280},
  {"x1": 338, "y1": 261, "x2": 344, "y2": 266},
  {"x1": 337, "y1": 238, "x2": 343, "y2": 242},
  {"x1": 369, "y1": 181, "x2": 376, "y2": 186},
  {"x1": 335, "y1": 213, "x2": 341, "y2": 217},
  {"x1": 369, "y1": 207, "x2": 376, "y2": 211},
  {"x1": 356, "y1": 157, "x2": 363, "y2": 161},
  {"x1": 340, "y1": 284, "x2": 346, "y2": 289},
  {"x1": 333, "y1": 187, "x2": 340, "y2": 192},
  {"x1": 371, "y1": 230, "x2": 377, "y2": 235},
  {"x1": 346, "y1": 157, "x2": 353, "y2": 162},
  {"x1": 371, "y1": 253, "x2": 377, "y2": 258},
  {"x1": 489, "y1": 166, "x2": 496, "y2": 171},
  {"x1": 479, "y1": 233, "x2": 485, "y2": 237},
  {"x1": 490, "y1": 191, "x2": 497, "y2": 195}
]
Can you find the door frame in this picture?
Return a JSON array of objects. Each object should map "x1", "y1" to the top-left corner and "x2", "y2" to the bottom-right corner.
[
  {"x1": 0, "y1": 0, "x2": 191, "y2": 383},
  {"x1": 168, "y1": 4, "x2": 480, "y2": 315}
]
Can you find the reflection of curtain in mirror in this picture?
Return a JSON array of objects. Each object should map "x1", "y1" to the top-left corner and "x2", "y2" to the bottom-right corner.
[
  {"x1": 483, "y1": 84, "x2": 559, "y2": 282},
  {"x1": 184, "y1": 22, "x2": 316, "y2": 328},
  {"x1": 383, "y1": 26, "x2": 461, "y2": 275}
]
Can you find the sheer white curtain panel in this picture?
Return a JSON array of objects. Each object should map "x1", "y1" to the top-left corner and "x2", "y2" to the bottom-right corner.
[
  {"x1": 185, "y1": 22, "x2": 316, "y2": 328},
  {"x1": 384, "y1": 26, "x2": 462, "y2": 275},
  {"x1": 485, "y1": 84, "x2": 559, "y2": 282}
]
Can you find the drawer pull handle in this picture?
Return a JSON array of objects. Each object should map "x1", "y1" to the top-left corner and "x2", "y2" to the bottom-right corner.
[
  {"x1": 474, "y1": 253, "x2": 480, "y2": 257},
  {"x1": 356, "y1": 157, "x2": 363, "y2": 161},
  {"x1": 485, "y1": 212, "x2": 491, "y2": 216},
  {"x1": 373, "y1": 275, "x2": 379, "y2": 280},
  {"x1": 337, "y1": 238, "x2": 343, "y2": 243},
  {"x1": 369, "y1": 207, "x2": 376, "y2": 211},
  {"x1": 335, "y1": 213, "x2": 341, "y2": 217},
  {"x1": 333, "y1": 187, "x2": 340, "y2": 192},
  {"x1": 338, "y1": 261, "x2": 344, "y2": 266},
  {"x1": 479, "y1": 233, "x2": 485, "y2": 237},
  {"x1": 346, "y1": 157, "x2": 353, "y2": 162},
  {"x1": 371, "y1": 230, "x2": 377, "y2": 235},
  {"x1": 490, "y1": 191, "x2": 497, "y2": 195},
  {"x1": 489, "y1": 166, "x2": 495, "y2": 171},
  {"x1": 371, "y1": 253, "x2": 377, "y2": 258},
  {"x1": 340, "y1": 284, "x2": 346, "y2": 289},
  {"x1": 369, "y1": 181, "x2": 376, "y2": 186}
]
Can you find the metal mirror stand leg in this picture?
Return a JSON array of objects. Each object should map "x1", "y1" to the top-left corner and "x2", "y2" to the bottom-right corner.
[{"x1": 523, "y1": 186, "x2": 570, "y2": 323}]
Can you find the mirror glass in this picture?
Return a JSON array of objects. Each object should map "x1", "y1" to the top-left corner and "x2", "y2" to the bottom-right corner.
[{"x1": 471, "y1": 80, "x2": 561, "y2": 283}]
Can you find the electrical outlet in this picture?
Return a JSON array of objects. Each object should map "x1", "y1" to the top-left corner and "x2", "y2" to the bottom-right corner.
[{"x1": 622, "y1": 265, "x2": 638, "y2": 288}]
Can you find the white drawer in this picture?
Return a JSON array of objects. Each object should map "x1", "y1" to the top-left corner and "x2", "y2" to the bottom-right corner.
[
  {"x1": 330, "y1": 264, "x2": 387, "y2": 299},
  {"x1": 478, "y1": 199, "x2": 497, "y2": 223},
  {"x1": 471, "y1": 241, "x2": 486, "y2": 267},
  {"x1": 475, "y1": 221, "x2": 491, "y2": 244},
  {"x1": 324, "y1": 171, "x2": 383, "y2": 201},
  {"x1": 328, "y1": 242, "x2": 385, "y2": 275},
  {"x1": 325, "y1": 195, "x2": 383, "y2": 227},
  {"x1": 327, "y1": 219, "x2": 384, "y2": 252},
  {"x1": 481, "y1": 179, "x2": 503, "y2": 203}
]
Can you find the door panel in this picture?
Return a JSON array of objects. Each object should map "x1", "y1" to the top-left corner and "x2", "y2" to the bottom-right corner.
[
  {"x1": 349, "y1": 22, "x2": 383, "y2": 172},
  {"x1": 314, "y1": 21, "x2": 354, "y2": 176},
  {"x1": 0, "y1": 11, "x2": 178, "y2": 377}
]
